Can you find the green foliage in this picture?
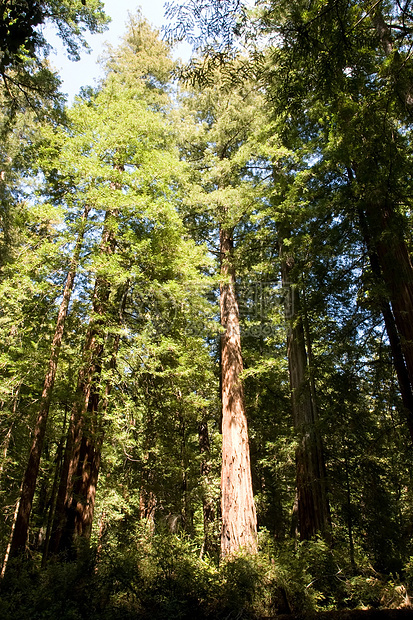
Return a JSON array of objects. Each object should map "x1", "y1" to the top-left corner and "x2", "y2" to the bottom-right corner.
[
  {"x1": 0, "y1": 0, "x2": 109, "y2": 130},
  {"x1": 0, "y1": 534, "x2": 273, "y2": 620},
  {"x1": 2, "y1": 534, "x2": 411, "y2": 619},
  {"x1": 2, "y1": 3, "x2": 413, "y2": 617}
]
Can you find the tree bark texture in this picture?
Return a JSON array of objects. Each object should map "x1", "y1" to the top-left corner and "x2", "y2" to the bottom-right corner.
[
  {"x1": 7, "y1": 205, "x2": 90, "y2": 560},
  {"x1": 71, "y1": 283, "x2": 128, "y2": 543},
  {"x1": 280, "y1": 237, "x2": 330, "y2": 541},
  {"x1": 1, "y1": 491, "x2": 21, "y2": 577},
  {"x1": 353, "y1": 186, "x2": 413, "y2": 444},
  {"x1": 48, "y1": 208, "x2": 118, "y2": 558},
  {"x1": 370, "y1": 202, "x2": 413, "y2": 393},
  {"x1": 220, "y1": 226, "x2": 257, "y2": 557},
  {"x1": 365, "y1": 234, "x2": 413, "y2": 443},
  {"x1": 348, "y1": 166, "x2": 413, "y2": 413},
  {"x1": 42, "y1": 435, "x2": 65, "y2": 566},
  {"x1": 48, "y1": 278, "x2": 107, "y2": 556}
]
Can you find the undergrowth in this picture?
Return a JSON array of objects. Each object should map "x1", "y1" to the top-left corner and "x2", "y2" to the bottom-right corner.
[{"x1": 0, "y1": 532, "x2": 411, "y2": 619}]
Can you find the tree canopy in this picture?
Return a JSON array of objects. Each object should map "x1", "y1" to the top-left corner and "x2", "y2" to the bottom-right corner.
[{"x1": 0, "y1": 5, "x2": 413, "y2": 619}]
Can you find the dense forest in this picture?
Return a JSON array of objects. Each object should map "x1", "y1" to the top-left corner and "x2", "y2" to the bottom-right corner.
[{"x1": 1, "y1": 0, "x2": 413, "y2": 618}]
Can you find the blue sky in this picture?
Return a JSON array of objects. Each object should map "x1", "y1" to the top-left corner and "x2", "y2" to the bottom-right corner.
[{"x1": 46, "y1": 1, "x2": 190, "y2": 102}]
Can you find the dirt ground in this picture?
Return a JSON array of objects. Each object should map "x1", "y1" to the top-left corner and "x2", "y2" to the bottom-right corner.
[{"x1": 272, "y1": 609, "x2": 413, "y2": 619}]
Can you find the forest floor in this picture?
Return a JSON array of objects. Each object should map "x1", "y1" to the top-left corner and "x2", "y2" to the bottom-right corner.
[{"x1": 273, "y1": 609, "x2": 413, "y2": 619}]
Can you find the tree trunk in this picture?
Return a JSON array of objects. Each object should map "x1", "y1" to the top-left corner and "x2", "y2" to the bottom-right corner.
[
  {"x1": 70, "y1": 284, "x2": 128, "y2": 545},
  {"x1": 139, "y1": 488, "x2": 157, "y2": 526},
  {"x1": 70, "y1": 431, "x2": 104, "y2": 543},
  {"x1": 371, "y1": 205, "x2": 413, "y2": 395},
  {"x1": 379, "y1": 296, "x2": 413, "y2": 444},
  {"x1": 367, "y1": 246, "x2": 413, "y2": 443},
  {"x1": 47, "y1": 208, "x2": 118, "y2": 558},
  {"x1": 7, "y1": 205, "x2": 90, "y2": 561},
  {"x1": 344, "y1": 450, "x2": 356, "y2": 573},
  {"x1": 199, "y1": 418, "x2": 215, "y2": 557},
  {"x1": 279, "y1": 235, "x2": 331, "y2": 541},
  {"x1": 220, "y1": 225, "x2": 257, "y2": 557},
  {"x1": 42, "y1": 434, "x2": 65, "y2": 566},
  {"x1": 180, "y1": 416, "x2": 194, "y2": 535},
  {"x1": 348, "y1": 166, "x2": 413, "y2": 425},
  {"x1": 354, "y1": 195, "x2": 413, "y2": 444},
  {"x1": 1, "y1": 491, "x2": 21, "y2": 577},
  {"x1": 47, "y1": 334, "x2": 103, "y2": 557}
]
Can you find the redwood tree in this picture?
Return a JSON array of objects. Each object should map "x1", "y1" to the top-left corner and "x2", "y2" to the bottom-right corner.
[
  {"x1": 257, "y1": 0, "x2": 413, "y2": 442},
  {"x1": 177, "y1": 66, "x2": 265, "y2": 555},
  {"x1": 49, "y1": 207, "x2": 118, "y2": 557},
  {"x1": 7, "y1": 204, "x2": 90, "y2": 560},
  {"x1": 279, "y1": 230, "x2": 331, "y2": 541},
  {"x1": 220, "y1": 225, "x2": 257, "y2": 555},
  {"x1": 44, "y1": 16, "x2": 212, "y2": 556}
]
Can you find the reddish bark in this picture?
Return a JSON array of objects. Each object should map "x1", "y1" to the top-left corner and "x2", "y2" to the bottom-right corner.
[
  {"x1": 48, "y1": 208, "x2": 119, "y2": 558},
  {"x1": 41, "y1": 435, "x2": 65, "y2": 566},
  {"x1": 70, "y1": 285, "x2": 128, "y2": 544},
  {"x1": 280, "y1": 237, "x2": 330, "y2": 541},
  {"x1": 7, "y1": 205, "x2": 90, "y2": 561},
  {"x1": 48, "y1": 279, "x2": 108, "y2": 557},
  {"x1": 70, "y1": 431, "x2": 104, "y2": 541},
  {"x1": 220, "y1": 226, "x2": 257, "y2": 556}
]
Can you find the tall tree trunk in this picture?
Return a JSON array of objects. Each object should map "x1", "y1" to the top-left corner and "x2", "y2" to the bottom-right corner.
[
  {"x1": 348, "y1": 166, "x2": 413, "y2": 421},
  {"x1": 344, "y1": 449, "x2": 356, "y2": 573},
  {"x1": 69, "y1": 429, "x2": 104, "y2": 544},
  {"x1": 199, "y1": 417, "x2": 215, "y2": 558},
  {"x1": 220, "y1": 225, "x2": 257, "y2": 557},
  {"x1": 179, "y1": 415, "x2": 194, "y2": 535},
  {"x1": 366, "y1": 245, "x2": 413, "y2": 443},
  {"x1": 279, "y1": 235, "x2": 331, "y2": 541},
  {"x1": 139, "y1": 488, "x2": 157, "y2": 526},
  {"x1": 365, "y1": 198, "x2": 413, "y2": 384},
  {"x1": 48, "y1": 328, "x2": 104, "y2": 557},
  {"x1": 42, "y1": 434, "x2": 65, "y2": 566},
  {"x1": 47, "y1": 208, "x2": 118, "y2": 558},
  {"x1": 353, "y1": 190, "x2": 413, "y2": 444},
  {"x1": 70, "y1": 283, "x2": 128, "y2": 545},
  {"x1": 1, "y1": 490, "x2": 21, "y2": 578},
  {"x1": 7, "y1": 205, "x2": 90, "y2": 561},
  {"x1": 0, "y1": 425, "x2": 13, "y2": 482},
  {"x1": 50, "y1": 298, "x2": 108, "y2": 556}
]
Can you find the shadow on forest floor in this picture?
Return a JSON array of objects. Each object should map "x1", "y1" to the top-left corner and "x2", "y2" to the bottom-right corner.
[{"x1": 273, "y1": 609, "x2": 413, "y2": 619}]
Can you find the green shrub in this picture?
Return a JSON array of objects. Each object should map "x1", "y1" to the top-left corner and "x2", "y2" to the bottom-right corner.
[{"x1": 2, "y1": 532, "x2": 409, "y2": 619}]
